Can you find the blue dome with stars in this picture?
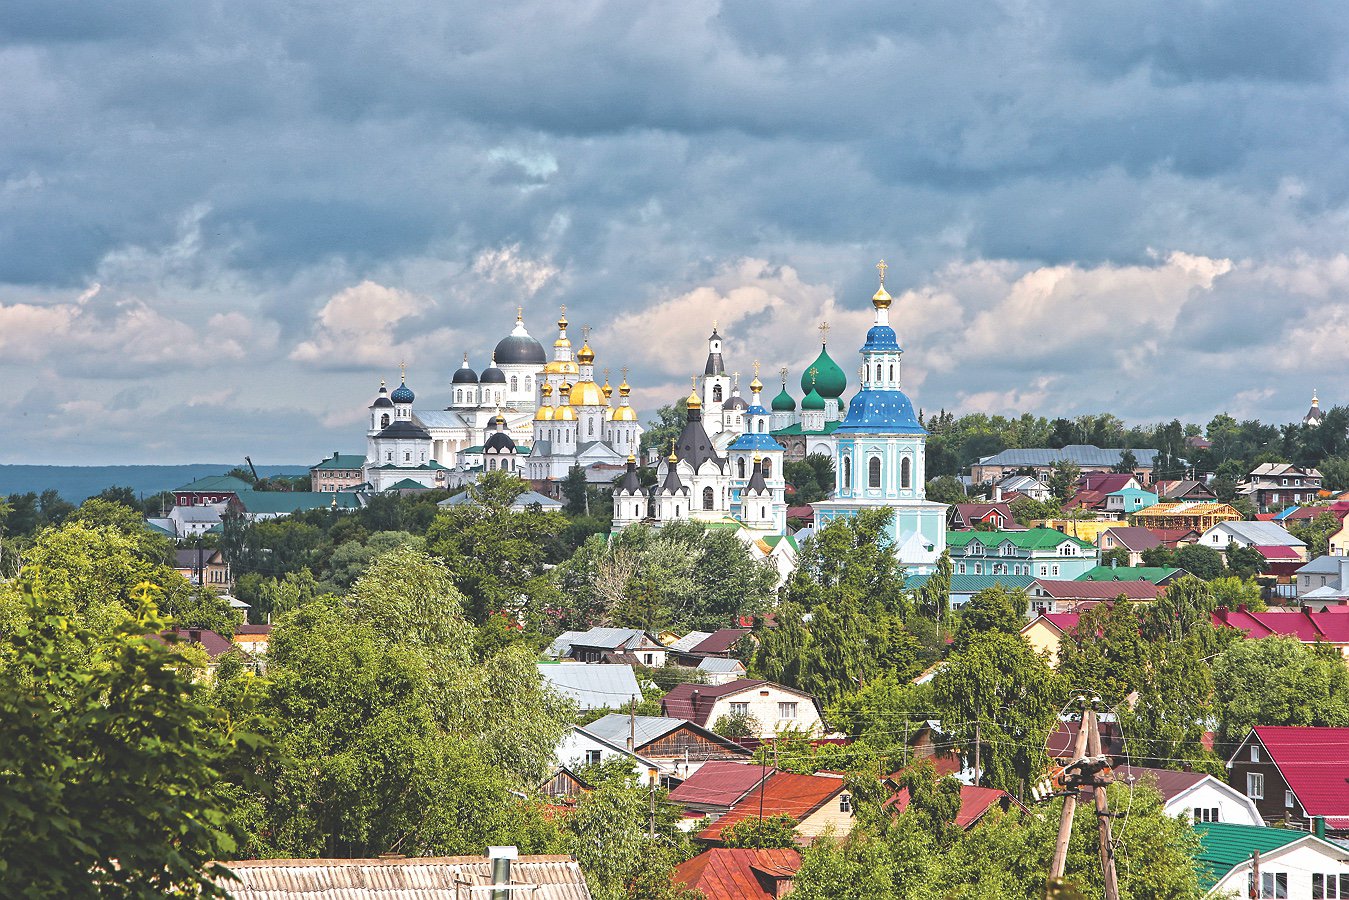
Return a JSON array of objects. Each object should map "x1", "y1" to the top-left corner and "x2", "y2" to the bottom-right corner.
[
  {"x1": 834, "y1": 389, "x2": 926, "y2": 435},
  {"x1": 390, "y1": 381, "x2": 415, "y2": 404},
  {"x1": 862, "y1": 325, "x2": 900, "y2": 352}
]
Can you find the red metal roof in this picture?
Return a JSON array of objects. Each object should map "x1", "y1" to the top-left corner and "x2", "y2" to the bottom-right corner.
[
  {"x1": 1250, "y1": 727, "x2": 1349, "y2": 819},
  {"x1": 663, "y1": 679, "x2": 769, "y2": 728},
  {"x1": 1254, "y1": 545, "x2": 1301, "y2": 560},
  {"x1": 1213, "y1": 607, "x2": 1349, "y2": 643},
  {"x1": 1032, "y1": 579, "x2": 1162, "y2": 600},
  {"x1": 698, "y1": 773, "x2": 845, "y2": 842},
  {"x1": 673, "y1": 848, "x2": 802, "y2": 900},
  {"x1": 690, "y1": 628, "x2": 751, "y2": 655},
  {"x1": 667, "y1": 762, "x2": 772, "y2": 810},
  {"x1": 885, "y1": 784, "x2": 1018, "y2": 829}
]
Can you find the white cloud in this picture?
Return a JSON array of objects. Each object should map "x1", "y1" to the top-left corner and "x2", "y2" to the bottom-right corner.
[
  {"x1": 290, "y1": 280, "x2": 457, "y2": 370},
  {"x1": 472, "y1": 245, "x2": 560, "y2": 296}
]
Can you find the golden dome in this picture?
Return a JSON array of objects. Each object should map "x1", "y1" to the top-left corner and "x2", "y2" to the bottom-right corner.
[
  {"x1": 554, "y1": 404, "x2": 577, "y2": 421},
  {"x1": 872, "y1": 285, "x2": 892, "y2": 310},
  {"x1": 611, "y1": 405, "x2": 639, "y2": 422},
  {"x1": 557, "y1": 309, "x2": 568, "y2": 330},
  {"x1": 667, "y1": 440, "x2": 679, "y2": 463},
  {"x1": 750, "y1": 375, "x2": 764, "y2": 393},
  {"x1": 618, "y1": 378, "x2": 631, "y2": 397},
  {"x1": 544, "y1": 359, "x2": 579, "y2": 376},
  {"x1": 602, "y1": 377, "x2": 613, "y2": 399},
  {"x1": 534, "y1": 403, "x2": 554, "y2": 422},
  {"x1": 686, "y1": 387, "x2": 703, "y2": 409},
  {"x1": 553, "y1": 336, "x2": 572, "y2": 349},
  {"x1": 576, "y1": 341, "x2": 595, "y2": 365},
  {"x1": 540, "y1": 381, "x2": 554, "y2": 398},
  {"x1": 570, "y1": 380, "x2": 607, "y2": 406}
]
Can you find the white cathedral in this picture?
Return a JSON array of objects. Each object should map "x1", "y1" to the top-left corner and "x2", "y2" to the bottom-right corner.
[{"x1": 361, "y1": 308, "x2": 642, "y2": 493}]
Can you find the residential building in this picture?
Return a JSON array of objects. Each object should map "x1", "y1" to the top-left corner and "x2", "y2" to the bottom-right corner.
[
  {"x1": 1199, "y1": 521, "x2": 1308, "y2": 562},
  {"x1": 1104, "y1": 487, "x2": 1158, "y2": 516},
  {"x1": 164, "y1": 503, "x2": 226, "y2": 538},
  {"x1": 1240, "y1": 463, "x2": 1324, "y2": 513},
  {"x1": 438, "y1": 485, "x2": 563, "y2": 514},
  {"x1": 232, "y1": 624, "x2": 271, "y2": 659},
  {"x1": 946, "y1": 528, "x2": 1099, "y2": 581},
  {"x1": 904, "y1": 572, "x2": 1036, "y2": 609},
  {"x1": 1330, "y1": 517, "x2": 1349, "y2": 556},
  {"x1": 1296, "y1": 556, "x2": 1349, "y2": 603},
  {"x1": 1132, "y1": 501, "x2": 1243, "y2": 532},
  {"x1": 1212, "y1": 607, "x2": 1349, "y2": 658},
  {"x1": 698, "y1": 657, "x2": 748, "y2": 685},
  {"x1": 662, "y1": 679, "x2": 825, "y2": 739},
  {"x1": 561, "y1": 628, "x2": 668, "y2": 666},
  {"x1": 173, "y1": 475, "x2": 251, "y2": 507},
  {"x1": 581, "y1": 714, "x2": 751, "y2": 779},
  {"x1": 969, "y1": 445, "x2": 1161, "y2": 486},
  {"x1": 948, "y1": 502, "x2": 1017, "y2": 531},
  {"x1": 673, "y1": 848, "x2": 801, "y2": 900},
  {"x1": 1027, "y1": 579, "x2": 1163, "y2": 615},
  {"x1": 1154, "y1": 479, "x2": 1217, "y2": 502},
  {"x1": 698, "y1": 772, "x2": 852, "y2": 844},
  {"x1": 1032, "y1": 518, "x2": 1117, "y2": 545},
  {"x1": 674, "y1": 628, "x2": 751, "y2": 662},
  {"x1": 536, "y1": 662, "x2": 641, "y2": 711},
  {"x1": 1076, "y1": 564, "x2": 1186, "y2": 586},
  {"x1": 233, "y1": 490, "x2": 360, "y2": 520},
  {"x1": 1113, "y1": 765, "x2": 1262, "y2": 826},
  {"x1": 1148, "y1": 526, "x2": 1203, "y2": 549},
  {"x1": 310, "y1": 452, "x2": 366, "y2": 492},
  {"x1": 1194, "y1": 822, "x2": 1349, "y2": 899},
  {"x1": 215, "y1": 851, "x2": 592, "y2": 900},
  {"x1": 995, "y1": 474, "x2": 1052, "y2": 503},
  {"x1": 1097, "y1": 526, "x2": 1162, "y2": 565},
  {"x1": 1020, "y1": 613, "x2": 1080, "y2": 667},
  {"x1": 1062, "y1": 473, "x2": 1141, "y2": 516},
  {"x1": 553, "y1": 724, "x2": 661, "y2": 786},
  {"x1": 667, "y1": 760, "x2": 774, "y2": 822},
  {"x1": 1226, "y1": 726, "x2": 1349, "y2": 832},
  {"x1": 173, "y1": 547, "x2": 231, "y2": 589}
]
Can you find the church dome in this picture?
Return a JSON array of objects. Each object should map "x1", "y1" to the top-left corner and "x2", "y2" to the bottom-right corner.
[
  {"x1": 535, "y1": 403, "x2": 555, "y2": 421},
  {"x1": 570, "y1": 380, "x2": 607, "y2": 406},
  {"x1": 836, "y1": 389, "x2": 926, "y2": 435},
  {"x1": 801, "y1": 386, "x2": 825, "y2": 411},
  {"x1": 480, "y1": 361, "x2": 507, "y2": 384},
  {"x1": 771, "y1": 386, "x2": 796, "y2": 412},
  {"x1": 801, "y1": 346, "x2": 846, "y2": 399},
  {"x1": 390, "y1": 381, "x2": 415, "y2": 404},
  {"x1": 493, "y1": 313, "x2": 547, "y2": 366},
  {"x1": 724, "y1": 389, "x2": 748, "y2": 411},
  {"x1": 611, "y1": 405, "x2": 639, "y2": 422},
  {"x1": 576, "y1": 341, "x2": 595, "y2": 365},
  {"x1": 451, "y1": 356, "x2": 479, "y2": 384}
]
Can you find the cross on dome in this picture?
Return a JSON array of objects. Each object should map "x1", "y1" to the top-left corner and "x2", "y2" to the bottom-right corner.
[
  {"x1": 876, "y1": 259, "x2": 888, "y2": 286},
  {"x1": 818, "y1": 321, "x2": 830, "y2": 343}
]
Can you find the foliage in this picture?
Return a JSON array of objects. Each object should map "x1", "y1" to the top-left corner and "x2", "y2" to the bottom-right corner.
[
  {"x1": 951, "y1": 586, "x2": 1027, "y2": 652},
  {"x1": 785, "y1": 453, "x2": 836, "y2": 505},
  {"x1": 1173, "y1": 543, "x2": 1223, "y2": 581},
  {"x1": 1212, "y1": 636, "x2": 1349, "y2": 747},
  {"x1": 924, "y1": 475, "x2": 967, "y2": 505},
  {"x1": 0, "y1": 596, "x2": 257, "y2": 897},
  {"x1": 1288, "y1": 511, "x2": 1341, "y2": 559},
  {"x1": 720, "y1": 814, "x2": 798, "y2": 849},
  {"x1": 711, "y1": 710, "x2": 763, "y2": 740},
  {"x1": 561, "y1": 781, "x2": 695, "y2": 900},
  {"x1": 1047, "y1": 460, "x2": 1082, "y2": 502},
  {"x1": 639, "y1": 400, "x2": 688, "y2": 456}
]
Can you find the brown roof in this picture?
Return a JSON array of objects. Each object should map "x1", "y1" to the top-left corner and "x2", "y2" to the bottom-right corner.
[
  {"x1": 673, "y1": 848, "x2": 801, "y2": 900},
  {"x1": 1100, "y1": 526, "x2": 1162, "y2": 552},
  {"x1": 663, "y1": 679, "x2": 769, "y2": 727},
  {"x1": 698, "y1": 773, "x2": 846, "y2": 843},
  {"x1": 886, "y1": 784, "x2": 1023, "y2": 829},
  {"x1": 667, "y1": 761, "x2": 772, "y2": 811},
  {"x1": 163, "y1": 628, "x2": 238, "y2": 659},
  {"x1": 1031, "y1": 580, "x2": 1162, "y2": 601},
  {"x1": 1112, "y1": 765, "x2": 1208, "y2": 802},
  {"x1": 1046, "y1": 720, "x2": 1125, "y2": 759},
  {"x1": 689, "y1": 628, "x2": 751, "y2": 655},
  {"x1": 215, "y1": 855, "x2": 591, "y2": 899}
]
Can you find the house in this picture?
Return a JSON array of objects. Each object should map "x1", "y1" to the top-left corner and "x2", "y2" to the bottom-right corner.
[
  {"x1": 437, "y1": 487, "x2": 564, "y2": 513},
  {"x1": 668, "y1": 631, "x2": 714, "y2": 654},
  {"x1": 1330, "y1": 517, "x2": 1349, "y2": 556},
  {"x1": 904, "y1": 572, "x2": 1036, "y2": 610},
  {"x1": 1154, "y1": 479, "x2": 1217, "y2": 502},
  {"x1": 173, "y1": 548, "x2": 232, "y2": 589},
  {"x1": 581, "y1": 714, "x2": 750, "y2": 779},
  {"x1": 698, "y1": 657, "x2": 749, "y2": 685},
  {"x1": 562, "y1": 627, "x2": 669, "y2": 666},
  {"x1": 1147, "y1": 526, "x2": 1203, "y2": 549},
  {"x1": 310, "y1": 452, "x2": 367, "y2": 492},
  {"x1": 215, "y1": 850, "x2": 593, "y2": 900},
  {"x1": 1199, "y1": 521, "x2": 1308, "y2": 562},
  {"x1": 232, "y1": 624, "x2": 271, "y2": 658},
  {"x1": 1061, "y1": 473, "x2": 1142, "y2": 517},
  {"x1": 173, "y1": 475, "x2": 252, "y2": 507},
  {"x1": 538, "y1": 765, "x2": 592, "y2": 801},
  {"x1": 1212, "y1": 606, "x2": 1349, "y2": 657},
  {"x1": 1296, "y1": 556, "x2": 1349, "y2": 602},
  {"x1": 1075, "y1": 564, "x2": 1185, "y2": 585},
  {"x1": 1031, "y1": 518, "x2": 1117, "y2": 545},
  {"x1": 662, "y1": 679, "x2": 825, "y2": 739},
  {"x1": 948, "y1": 502, "x2": 1017, "y2": 531},
  {"x1": 680, "y1": 628, "x2": 752, "y2": 661},
  {"x1": 995, "y1": 474, "x2": 1052, "y2": 503},
  {"x1": 161, "y1": 628, "x2": 243, "y2": 672},
  {"x1": 746, "y1": 534, "x2": 800, "y2": 590},
  {"x1": 1104, "y1": 488, "x2": 1158, "y2": 516},
  {"x1": 698, "y1": 772, "x2": 852, "y2": 844},
  {"x1": 233, "y1": 490, "x2": 360, "y2": 520},
  {"x1": 1027, "y1": 579, "x2": 1163, "y2": 615},
  {"x1": 946, "y1": 528, "x2": 1099, "y2": 581},
  {"x1": 969, "y1": 445, "x2": 1161, "y2": 486},
  {"x1": 1132, "y1": 501, "x2": 1243, "y2": 532},
  {"x1": 885, "y1": 783, "x2": 1027, "y2": 830},
  {"x1": 553, "y1": 724, "x2": 661, "y2": 785},
  {"x1": 1193, "y1": 822, "x2": 1349, "y2": 899},
  {"x1": 1113, "y1": 765, "x2": 1262, "y2": 826},
  {"x1": 166, "y1": 503, "x2": 227, "y2": 538},
  {"x1": 667, "y1": 760, "x2": 774, "y2": 822},
  {"x1": 1239, "y1": 463, "x2": 1324, "y2": 513},
  {"x1": 1226, "y1": 726, "x2": 1349, "y2": 832},
  {"x1": 536, "y1": 662, "x2": 641, "y2": 710},
  {"x1": 545, "y1": 630, "x2": 586, "y2": 659},
  {"x1": 673, "y1": 848, "x2": 801, "y2": 900},
  {"x1": 1020, "y1": 613, "x2": 1081, "y2": 667}
]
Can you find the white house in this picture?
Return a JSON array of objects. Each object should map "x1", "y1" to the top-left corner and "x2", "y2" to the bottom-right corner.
[
  {"x1": 553, "y1": 725, "x2": 660, "y2": 786},
  {"x1": 562, "y1": 628, "x2": 668, "y2": 667},
  {"x1": 661, "y1": 678, "x2": 825, "y2": 739},
  {"x1": 1196, "y1": 822, "x2": 1349, "y2": 898},
  {"x1": 1114, "y1": 766, "x2": 1262, "y2": 826},
  {"x1": 1199, "y1": 521, "x2": 1308, "y2": 561}
]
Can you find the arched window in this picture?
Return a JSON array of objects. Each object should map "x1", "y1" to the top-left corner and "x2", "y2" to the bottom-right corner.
[
  {"x1": 404, "y1": 451, "x2": 412, "y2": 462},
  {"x1": 525, "y1": 376, "x2": 532, "y2": 391},
  {"x1": 380, "y1": 414, "x2": 390, "y2": 428},
  {"x1": 712, "y1": 385, "x2": 723, "y2": 402},
  {"x1": 758, "y1": 420, "x2": 765, "y2": 433},
  {"x1": 737, "y1": 458, "x2": 746, "y2": 479},
  {"x1": 876, "y1": 364, "x2": 883, "y2": 382},
  {"x1": 762, "y1": 459, "x2": 772, "y2": 477},
  {"x1": 511, "y1": 376, "x2": 518, "y2": 391},
  {"x1": 901, "y1": 457, "x2": 912, "y2": 489},
  {"x1": 455, "y1": 389, "x2": 462, "y2": 404},
  {"x1": 842, "y1": 456, "x2": 852, "y2": 489},
  {"x1": 589, "y1": 419, "x2": 595, "y2": 436},
  {"x1": 675, "y1": 505, "x2": 681, "y2": 516},
  {"x1": 703, "y1": 487, "x2": 714, "y2": 510},
  {"x1": 761, "y1": 505, "x2": 767, "y2": 519},
  {"x1": 889, "y1": 364, "x2": 895, "y2": 382},
  {"x1": 868, "y1": 456, "x2": 882, "y2": 488}
]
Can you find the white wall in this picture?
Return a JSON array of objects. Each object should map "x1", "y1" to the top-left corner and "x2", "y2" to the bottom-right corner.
[
  {"x1": 554, "y1": 729, "x2": 657, "y2": 786},
  {"x1": 705, "y1": 685, "x2": 822, "y2": 738},
  {"x1": 1210, "y1": 840, "x2": 1349, "y2": 899},
  {"x1": 1168, "y1": 781, "x2": 1263, "y2": 827}
]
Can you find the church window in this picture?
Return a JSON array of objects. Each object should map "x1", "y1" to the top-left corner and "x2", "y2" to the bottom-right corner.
[
  {"x1": 676, "y1": 505, "x2": 681, "y2": 516},
  {"x1": 525, "y1": 376, "x2": 532, "y2": 391},
  {"x1": 405, "y1": 452, "x2": 411, "y2": 462},
  {"x1": 386, "y1": 452, "x2": 393, "y2": 461},
  {"x1": 381, "y1": 414, "x2": 390, "y2": 428},
  {"x1": 889, "y1": 364, "x2": 895, "y2": 382},
  {"x1": 455, "y1": 390, "x2": 462, "y2": 404},
  {"x1": 589, "y1": 420, "x2": 595, "y2": 437},
  {"x1": 703, "y1": 487, "x2": 714, "y2": 510},
  {"x1": 511, "y1": 376, "x2": 518, "y2": 391},
  {"x1": 876, "y1": 364, "x2": 882, "y2": 382},
  {"x1": 758, "y1": 420, "x2": 765, "y2": 433},
  {"x1": 763, "y1": 459, "x2": 771, "y2": 477},
  {"x1": 761, "y1": 506, "x2": 767, "y2": 519},
  {"x1": 737, "y1": 458, "x2": 746, "y2": 479},
  {"x1": 712, "y1": 385, "x2": 723, "y2": 402},
  {"x1": 868, "y1": 456, "x2": 882, "y2": 488},
  {"x1": 842, "y1": 456, "x2": 852, "y2": 489},
  {"x1": 901, "y1": 457, "x2": 912, "y2": 489}
]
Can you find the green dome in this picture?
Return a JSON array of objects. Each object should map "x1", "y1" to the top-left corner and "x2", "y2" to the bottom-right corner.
[
  {"x1": 801, "y1": 345, "x2": 846, "y2": 399},
  {"x1": 771, "y1": 386, "x2": 796, "y2": 411},
  {"x1": 801, "y1": 386, "x2": 826, "y2": 411}
]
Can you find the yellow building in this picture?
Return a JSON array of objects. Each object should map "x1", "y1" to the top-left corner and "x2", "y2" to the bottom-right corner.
[
  {"x1": 1130, "y1": 501, "x2": 1242, "y2": 531},
  {"x1": 1020, "y1": 613, "x2": 1081, "y2": 668},
  {"x1": 1032, "y1": 518, "x2": 1116, "y2": 545}
]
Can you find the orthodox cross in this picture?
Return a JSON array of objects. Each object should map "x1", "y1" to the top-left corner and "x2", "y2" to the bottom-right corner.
[
  {"x1": 818, "y1": 321, "x2": 830, "y2": 344},
  {"x1": 753, "y1": 360, "x2": 761, "y2": 376},
  {"x1": 516, "y1": 305, "x2": 523, "y2": 320},
  {"x1": 399, "y1": 360, "x2": 406, "y2": 381},
  {"x1": 621, "y1": 366, "x2": 629, "y2": 381},
  {"x1": 809, "y1": 366, "x2": 819, "y2": 386},
  {"x1": 877, "y1": 259, "x2": 888, "y2": 286},
  {"x1": 582, "y1": 324, "x2": 591, "y2": 341},
  {"x1": 779, "y1": 365, "x2": 789, "y2": 385}
]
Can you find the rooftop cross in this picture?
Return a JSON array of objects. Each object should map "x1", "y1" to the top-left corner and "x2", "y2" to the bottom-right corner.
[
  {"x1": 779, "y1": 365, "x2": 789, "y2": 384},
  {"x1": 818, "y1": 321, "x2": 830, "y2": 344},
  {"x1": 399, "y1": 360, "x2": 406, "y2": 381},
  {"x1": 753, "y1": 360, "x2": 761, "y2": 376},
  {"x1": 516, "y1": 305, "x2": 523, "y2": 321},
  {"x1": 809, "y1": 366, "x2": 819, "y2": 385},
  {"x1": 876, "y1": 259, "x2": 888, "y2": 286},
  {"x1": 582, "y1": 324, "x2": 591, "y2": 341},
  {"x1": 621, "y1": 366, "x2": 629, "y2": 380}
]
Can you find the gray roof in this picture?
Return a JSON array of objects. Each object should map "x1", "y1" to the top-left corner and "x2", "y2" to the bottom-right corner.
[
  {"x1": 171, "y1": 505, "x2": 225, "y2": 522},
  {"x1": 566, "y1": 627, "x2": 650, "y2": 651},
  {"x1": 978, "y1": 444, "x2": 1161, "y2": 468},
  {"x1": 537, "y1": 663, "x2": 641, "y2": 710},
  {"x1": 216, "y1": 856, "x2": 591, "y2": 899},
  {"x1": 997, "y1": 474, "x2": 1049, "y2": 490},
  {"x1": 697, "y1": 657, "x2": 746, "y2": 674},
  {"x1": 1298, "y1": 555, "x2": 1349, "y2": 575},
  {"x1": 584, "y1": 713, "x2": 689, "y2": 748},
  {"x1": 669, "y1": 631, "x2": 713, "y2": 653},
  {"x1": 438, "y1": 489, "x2": 563, "y2": 511},
  {"x1": 414, "y1": 410, "x2": 473, "y2": 429},
  {"x1": 545, "y1": 630, "x2": 586, "y2": 659},
  {"x1": 1209, "y1": 521, "x2": 1306, "y2": 547}
]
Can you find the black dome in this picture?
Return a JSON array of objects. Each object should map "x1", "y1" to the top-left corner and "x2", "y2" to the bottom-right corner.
[
  {"x1": 377, "y1": 420, "x2": 432, "y2": 440},
  {"x1": 493, "y1": 334, "x2": 547, "y2": 366},
  {"x1": 371, "y1": 396, "x2": 394, "y2": 408},
  {"x1": 485, "y1": 431, "x2": 516, "y2": 452},
  {"x1": 452, "y1": 365, "x2": 479, "y2": 384},
  {"x1": 725, "y1": 395, "x2": 749, "y2": 411},
  {"x1": 480, "y1": 365, "x2": 507, "y2": 384}
]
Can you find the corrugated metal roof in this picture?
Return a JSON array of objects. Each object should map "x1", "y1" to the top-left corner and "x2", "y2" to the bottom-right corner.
[
  {"x1": 536, "y1": 663, "x2": 640, "y2": 710},
  {"x1": 1251, "y1": 726, "x2": 1349, "y2": 818},
  {"x1": 565, "y1": 628, "x2": 648, "y2": 651},
  {"x1": 669, "y1": 631, "x2": 713, "y2": 653},
  {"x1": 1193, "y1": 823, "x2": 1306, "y2": 892},
  {"x1": 976, "y1": 445, "x2": 1160, "y2": 467},
  {"x1": 698, "y1": 773, "x2": 846, "y2": 842},
  {"x1": 667, "y1": 761, "x2": 771, "y2": 809},
  {"x1": 673, "y1": 848, "x2": 801, "y2": 900},
  {"x1": 1031, "y1": 579, "x2": 1161, "y2": 600},
  {"x1": 216, "y1": 855, "x2": 591, "y2": 899}
]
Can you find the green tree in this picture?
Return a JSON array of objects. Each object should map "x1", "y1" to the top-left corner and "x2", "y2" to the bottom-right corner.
[
  {"x1": 1174, "y1": 543, "x2": 1223, "y2": 581},
  {"x1": 924, "y1": 476, "x2": 967, "y2": 506},
  {"x1": 785, "y1": 453, "x2": 837, "y2": 505},
  {"x1": 639, "y1": 400, "x2": 689, "y2": 456},
  {"x1": 711, "y1": 710, "x2": 763, "y2": 741},
  {"x1": 1289, "y1": 512, "x2": 1341, "y2": 559},
  {"x1": 721, "y1": 814, "x2": 798, "y2": 849},
  {"x1": 1047, "y1": 460, "x2": 1082, "y2": 502},
  {"x1": 1223, "y1": 542, "x2": 1266, "y2": 580},
  {"x1": 0, "y1": 596, "x2": 256, "y2": 897},
  {"x1": 1213, "y1": 636, "x2": 1349, "y2": 747},
  {"x1": 951, "y1": 585, "x2": 1027, "y2": 651},
  {"x1": 1112, "y1": 448, "x2": 1138, "y2": 474}
]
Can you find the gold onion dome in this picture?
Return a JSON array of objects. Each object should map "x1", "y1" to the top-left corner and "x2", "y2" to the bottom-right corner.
[
  {"x1": 686, "y1": 387, "x2": 702, "y2": 409},
  {"x1": 544, "y1": 358, "x2": 579, "y2": 375},
  {"x1": 667, "y1": 440, "x2": 679, "y2": 463},
  {"x1": 554, "y1": 384, "x2": 577, "y2": 420},
  {"x1": 534, "y1": 402, "x2": 554, "y2": 421},
  {"x1": 569, "y1": 380, "x2": 607, "y2": 406},
  {"x1": 750, "y1": 375, "x2": 764, "y2": 393},
  {"x1": 576, "y1": 341, "x2": 595, "y2": 364},
  {"x1": 618, "y1": 378, "x2": 631, "y2": 396},
  {"x1": 602, "y1": 378, "x2": 613, "y2": 399},
  {"x1": 872, "y1": 258, "x2": 892, "y2": 309},
  {"x1": 611, "y1": 404, "x2": 639, "y2": 422}
]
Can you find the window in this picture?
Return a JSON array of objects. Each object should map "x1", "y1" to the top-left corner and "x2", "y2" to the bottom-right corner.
[
  {"x1": 525, "y1": 376, "x2": 532, "y2": 391},
  {"x1": 585, "y1": 750, "x2": 603, "y2": 765},
  {"x1": 758, "y1": 420, "x2": 765, "y2": 432},
  {"x1": 842, "y1": 457, "x2": 852, "y2": 489},
  {"x1": 779, "y1": 702, "x2": 798, "y2": 719},
  {"x1": 958, "y1": 563, "x2": 966, "y2": 574},
  {"x1": 763, "y1": 459, "x2": 771, "y2": 477},
  {"x1": 901, "y1": 457, "x2": 911, "y2": 489},
  {"x1": 730, "y1": 702, "x2": 749, "y2": 716},
  {"x1": 712, "y1": 385, "x2": 723, "y2": 402},
  {"x1": 1251, "y1": 745, "x2": 1261, "y2": 763},
  {"x1": 1312, "y1": 873, "x2": 1349, "y2": 898},
  {"x1": 1247, "y1": 772, "x2": 1265, "y2": 799},
  {"x1": 1039, "y1": 565, "x2": 1048, "y2": 576},
  {"x1": 889, "y1": 364, "x2": 894, "y2": 382},
  {"x1": 974, "y1": 563, "x2": 983, "y2": 575},
  {"x1": 839, "y1": 794, "x2": 852, "y2": 813},
  {"x1": 381, "y1": 414, "x2": 390, "y2": 428},
  {"x1": 510, "y1": 376, "x2": 518, "y2": 391},
  {"x1": 869, "y1": 456, "x2": 882, "y2": 488},
  {"x1": 737, "y1": 458, "x2": 746, "y2": 479},
  {"x1": 1250, "y1": 872, "x2": 1287, "y2": 899},
  {"x1": 405, "y1": 452, "x2": 411, "y2": 462},
  {"x1": 1286, "y1": 790, "x2": 1296, "y2": 809},
  {"x1": 644, "y1": 653, "x2": 654, "y2": 665},
  {"x1": 1192, "y1": 807, "x2": 1220, "y2": 823},
  {"x1": 1051, "y1": 565, "x2": 1060, "y2": 576},
  {"x1": 703, "y1": 487, "x2": 714, "y2": 510}
]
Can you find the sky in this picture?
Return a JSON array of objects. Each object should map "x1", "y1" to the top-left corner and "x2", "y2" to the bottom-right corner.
[{"x1": 2, "y1": 1, "x2": 1348, "y2": 464}]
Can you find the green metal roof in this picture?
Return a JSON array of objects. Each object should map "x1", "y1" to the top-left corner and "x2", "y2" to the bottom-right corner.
[
  {"x1": 174, "y1": 475, "x2": 252, "y2": 493},
  {"x1": 771, "y1": 421, "x2": 841, "y2": 436},
  {"x1": 946, "y1": 527, "x2": 1095, "y2": 551},
  {"x1": 235, "y1": 490, "x2": 359, "y2": 514},
  {"x1": 1193, "y1": 822, "x2": 1305, "y2": 892},
  {"x1": 760, "y1": 534, "x2": 800, "y2": 552},
  {"x1": 1076, "y1": 566, "x2": 1181, "y2": 584},
  {"x1": 906, "y1": 573, "x2": 1036, "y2": 593},
  {"x1": 383, "y1": 478, "x2": 432, "y2": 491},
  {"x1": 312, "y1": 454, "x2": 366, "y2": 470}
]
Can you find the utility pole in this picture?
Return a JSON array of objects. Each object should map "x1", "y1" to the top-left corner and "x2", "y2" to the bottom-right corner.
[
  {"x1": 1049, "y1": 701, "x2": 1091, "y2": 881},
  {"x1": 973, "y1": 721, "x2": 982, "y2": 785},
  {"x1": 1086, "y1": 708, "x2": 1121, "y2": 900},
  {"x1": 1249, "y1": 850, "x2": 1260, "y2": 899}
]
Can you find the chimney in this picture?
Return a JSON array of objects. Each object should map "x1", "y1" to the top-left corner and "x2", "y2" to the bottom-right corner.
[
  {"x1": 1314, "y1": 816, "x2": 1327, "y2": 839},
  {"x1": 993, "y1": 485, "x2": 1003, "y2": 502},
  {"x1": 691, "y1": 689, "x2": 700, "y2": 717},
  {"x1": 1215, "y1": 606, "x2": 1229, "y2": 624},
  {"x1": 488, "y1": 846, "x2": 517, "y2": 900}
]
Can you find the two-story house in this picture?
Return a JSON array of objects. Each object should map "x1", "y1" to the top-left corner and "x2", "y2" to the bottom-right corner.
[
  {"x1": 662, "y1": 679, "x2": 825, "y2": 739},
  {"x1": 946, "y1": 528, "x2": 1099, "y2": 581},
  {"x1": 173, "y1": 547, "x2": 232, "y2": 589},
  {"x1": 1227, "y1": 726, "x2": 1349, "y2": 833},
  {"x1": 1239, "y1": 463, "x2": 1324, "y2": 513},
  {"x1": 1199, "y1": 521, "x2": 1308, "y2": 562},
  {"x1": 556, "y1": 627, "x2": 669, "y2": 667},
  {"x1": 1113, "y1": 765, "x2": 1262, "y2": 826},
  {"x1": 310, "y1": 452, "x2": 367, "y2": 492}
]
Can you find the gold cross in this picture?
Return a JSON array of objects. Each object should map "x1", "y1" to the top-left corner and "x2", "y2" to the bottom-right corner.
[
  {"x1": 809, "y1": 366, "x2": 819, "y2": 385},
  {"x1": 712, "y1": 318, "x2": 718, "y2": 331},
  {"x1": 877, "y1": 259, "x2": 888, "y2": 286},
  {"x1": 582, "y1": 324, "x2": 591, "y2": 341},
  {"x1": 621, "y1": 366, "x2": 629, "y2": 380},
  {"x1": 603, "y1": 367, "x2": 610, "y2": 382},
  {"x1": 779, "y1": 366, "x2": 789, "y2": 383},
  {"x1": 399, "y1": 360, "x2": 406, "y2": 380},
  {"x1": 818, "y1": 321, "x2": 830, "y2": 343},
  {"x1": 516, "y1": 305, "x2": 523, "y2": 321},
  {"x1": 690, "y1": 376, "x2": 698, "y2": 391},
  {"x1": 753, "y1": 360, "x2": 761, "y2": 376}
]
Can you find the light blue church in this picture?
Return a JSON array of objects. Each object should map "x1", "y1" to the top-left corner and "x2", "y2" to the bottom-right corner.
[{"x1": 812, "y1": 261, "x2": 949, "y2": 575}]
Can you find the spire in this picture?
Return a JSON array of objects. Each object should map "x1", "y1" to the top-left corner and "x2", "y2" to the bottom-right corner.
[
  {"x1": 750, "y1": 360, "x2": 763, "y2": 394},
  {"x1": 618, "y1": 453, "x2": 642, "y2": 494},
  {"x1": 747, "y1": 454, "x2": 768, "y2": 494},
  {"x1": 686, "y1": 376, "x2": 703, "y2": 412}
]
